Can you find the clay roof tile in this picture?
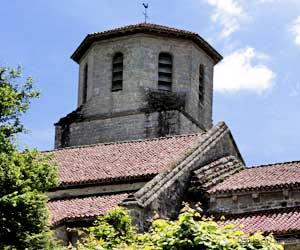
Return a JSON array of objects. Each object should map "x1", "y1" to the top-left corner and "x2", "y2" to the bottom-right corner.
[
  {"x1": 220, "y1": 207, "x2": 300, "y2": 235},
  {"x1": 209, "y1": 161, "x2": 300, "y2": 194},
  {"x1": 47, "y1": 133, "x2": 204, "y2": 187},
  {"x1": 48, "y1": 193, "x2": 128, "y2": 226}
]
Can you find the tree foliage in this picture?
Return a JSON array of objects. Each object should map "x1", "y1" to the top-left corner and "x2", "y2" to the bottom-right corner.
[
  {"x1": 71, "y1": 205, "x2": 283, "y2": 250},
  {"x1": 0, "y1": 66, "x2": 39, "y2": 152},
  {"x1": 0, "y1": 66, "x2": 58, "y2": 250}
]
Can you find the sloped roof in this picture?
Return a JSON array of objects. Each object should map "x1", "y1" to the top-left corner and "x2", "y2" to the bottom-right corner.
[
  {"x1": 221, "y1": 207, "x2": 300, "y2": 235},
  {"x1": 123, "y1": 122, "x2": 242, "y2": 208},
  {"x1": 209, "y1": 161, "x2": 300, "y2": 194},
  {"x1": 71, "y1": 23, "x2": 222, "y2": 63},
  {"x1": 190, "y1": 156, "x2": 244, "y2": 192},
  {"x1": 48, "y1": 133, "x2": 204, "y2": 187},
  {"x1": 48, "y1": 193, "x2": 128, "y2": 226}
]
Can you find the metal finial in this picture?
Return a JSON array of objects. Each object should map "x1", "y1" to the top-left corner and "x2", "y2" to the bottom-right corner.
[{"x1": 142, "y1": 3, "x2": 149, "y2": 23}]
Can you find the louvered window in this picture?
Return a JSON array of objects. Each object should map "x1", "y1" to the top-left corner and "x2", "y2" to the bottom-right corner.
[
  {"x1": 199, "y1": 64, "x2": 205, "y2": 104},
  {"x1": 158, "y1": 53, "x2": 172, "y2": 91},
  {"x1": 112, "y1": 53, "x2": 123, "y2": 92},
  {"x1": 82, "y1": 64, "x2": 88, "y2": 104}
]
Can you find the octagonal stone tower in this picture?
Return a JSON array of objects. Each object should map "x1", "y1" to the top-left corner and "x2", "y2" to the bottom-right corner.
[{"x1": 54, "y1": 23, "x2": 222, "y2": 148}]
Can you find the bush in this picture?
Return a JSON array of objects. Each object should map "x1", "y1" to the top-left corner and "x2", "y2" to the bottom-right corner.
[{"x1": 71, "y1": 205, "x2": 283, "y2": 250}]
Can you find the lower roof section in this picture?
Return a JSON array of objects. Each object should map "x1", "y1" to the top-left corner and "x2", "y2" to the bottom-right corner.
[
  {"x1": 209, "y1": 161, "x2": 300, "y2": 194},
  {"x1": 48, "y1": 193, "x2": 128, "y2": 227},
  {"x1": 221, "y1": 207, "x2": 300, "y2": 235}
]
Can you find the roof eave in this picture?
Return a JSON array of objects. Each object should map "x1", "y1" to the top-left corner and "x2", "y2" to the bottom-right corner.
[
  {"x1": 70, "y1": 28, "x2": 222, "y2": 64},
  {"x1": 50, "y1": 174, "x2": 156, "y2": 191},
  {"x1": 210, "y1": 182, "x2": 300, "y2": 195}
]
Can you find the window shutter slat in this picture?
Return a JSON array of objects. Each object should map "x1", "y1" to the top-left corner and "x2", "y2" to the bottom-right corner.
[
  {"x1": 158, "y1": 53, "x2": 172, "y2": 91},
  {"x1": 112, "y1": 53, "x2": 123, "y2": 92}
]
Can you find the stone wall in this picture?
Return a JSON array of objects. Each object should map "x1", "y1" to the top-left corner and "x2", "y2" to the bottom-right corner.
[
  {"x1": 283, "y1": 240, "x2": 300, "y2": 250},
  {"x1": 77, "y1": 34, "x2": 214, "y2": 125},
  {"x1": 55, "y1": 33, "x2": 216, "y2": 147},
  {"x1": 209, "y1": 188, "x2": 300, "y2": 214},
  {"x1": 55, "y1": 110, "x2": 202, "y2": 148},
  {"x1": 53, "y1": 225, "x2": 69, "y2": 246}
]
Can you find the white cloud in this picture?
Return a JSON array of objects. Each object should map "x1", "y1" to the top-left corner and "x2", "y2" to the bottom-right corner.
[
  {"x1": 258, "y1": 0, "x2": 279, "y2": 3},
  {"x1": 290, "y1": 82, "x2": 300, "y2": 97},
  {"x1": 214, "y1": 47, "x2": 275, "y2": 93},
  {"x1": 205, "y1": 0, "x2": 245, "y2": 38},
  {"x1": 290, "y1": 16, "x2": 300, "y2": 46}
]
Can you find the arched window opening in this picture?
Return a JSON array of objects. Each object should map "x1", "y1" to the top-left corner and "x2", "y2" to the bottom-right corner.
[
  {"x1": 199, "y1": 64, "x2": 205, "y2": 104},
  {"x1": 158, "y1": 53, "x2": 172, "y2": 91},
  {"x1": 112, "y1": 52, "x2": 123, "y2": 92},
  {"x1": 82, "y1": 64, "x2": 88, "y2": 104}
]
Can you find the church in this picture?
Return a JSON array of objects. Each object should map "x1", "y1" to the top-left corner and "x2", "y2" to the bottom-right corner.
[{"x1": 45, "y1": 23, "x2": 300, "y2": 248}]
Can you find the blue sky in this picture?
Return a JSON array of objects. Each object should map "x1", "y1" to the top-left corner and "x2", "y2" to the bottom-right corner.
[{"x1": 1, "y1": 0, "x2": 299, "y2": 166}]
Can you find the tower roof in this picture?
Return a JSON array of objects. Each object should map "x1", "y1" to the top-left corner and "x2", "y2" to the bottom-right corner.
[{"x1": 71, "y1": 23, "x2": 223, "y2": 64}]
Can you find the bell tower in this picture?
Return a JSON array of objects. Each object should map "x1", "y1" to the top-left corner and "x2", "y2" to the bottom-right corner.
[{"x1": 54, "y1": 23, "x2": 222, "y2": 148}]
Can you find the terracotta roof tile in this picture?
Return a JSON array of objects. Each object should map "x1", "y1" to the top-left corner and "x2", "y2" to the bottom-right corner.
[
  {"x1": 71, "y1": 23, "x2": 222, "y2": 63},
  {"x1": 220, "y1": 207, "x2": 300, "y2": 235},
  {"x1": 48, "y1": 193, "x2": 128, "y2": 226},
  {"x1": 48, "y1": 134, "x2": 204, "y2": 186},
  {"x1": 191, "y1": 156, "x2": 244, "y2": 191},
  {"x1": 209, "y1": 161, "x2": 300, "y2": 193}
]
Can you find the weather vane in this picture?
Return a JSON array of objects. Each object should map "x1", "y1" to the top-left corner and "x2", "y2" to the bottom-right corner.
[{"x1": 142, "y1": 3, "x2": 149, "y2": 23}]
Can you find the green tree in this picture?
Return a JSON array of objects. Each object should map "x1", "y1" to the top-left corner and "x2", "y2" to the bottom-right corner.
[
  {"x1": 73, "y1": 205, "x2": 283, "y2": 250},
  {"x1": 0, "y1": 66, "x2": 58, "y2": 250}
]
